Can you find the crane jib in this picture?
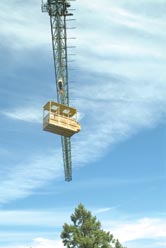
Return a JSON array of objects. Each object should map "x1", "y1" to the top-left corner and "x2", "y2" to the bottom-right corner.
[{"x1": 41, "y1": 0, "x2": 80, "y2": 181}]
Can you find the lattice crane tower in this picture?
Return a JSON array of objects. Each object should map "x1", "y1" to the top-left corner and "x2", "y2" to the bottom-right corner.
[{"x1": 41, "y1": 0, "x2": 80, "y2": 181}]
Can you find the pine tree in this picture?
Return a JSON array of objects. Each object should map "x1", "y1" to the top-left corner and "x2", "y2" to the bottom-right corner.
[{"x1": 61, "y1": 204, "x2": 126, "y2": 248}]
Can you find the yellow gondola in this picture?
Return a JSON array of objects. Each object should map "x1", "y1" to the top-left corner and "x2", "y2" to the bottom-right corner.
[{"x1": 43, "y1": 101, "x2": 81, "y2": 137}]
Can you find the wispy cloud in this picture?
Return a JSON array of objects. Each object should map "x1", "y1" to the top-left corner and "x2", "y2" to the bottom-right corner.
[
  {"x1": 0, "y1": 209, "x2": 69, "y2": 226},
  {"x1": 71, "y1": 74, "x2": 166, "y2": 165},
  {"x1": 2, "y1": 107, "x2": 42, "y2": 123},
  {"x1": 69, "y1": 0, "x2": 166, "y2": 165},
  {"x1": 0, "y1": 152, "x2": 63, "y2": 204},
  {"x1": 0, "y1": 0, "x2": 49, "y2": 50},
  {"x1": 94, "y1": 208, "x2": 112, "y2": 214}
]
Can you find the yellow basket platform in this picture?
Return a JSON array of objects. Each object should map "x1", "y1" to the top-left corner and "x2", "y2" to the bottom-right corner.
[{"x1": 43, "y1": 101, "x2": 81, "y2": 137}]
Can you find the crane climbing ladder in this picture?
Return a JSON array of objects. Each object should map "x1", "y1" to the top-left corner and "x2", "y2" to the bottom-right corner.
[{"x1": 42, "y1": 0, "x2": 80, "y2": 181}]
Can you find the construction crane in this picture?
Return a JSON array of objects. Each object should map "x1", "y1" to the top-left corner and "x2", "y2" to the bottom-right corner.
[{"x1": 41, "y1": 0, "x2": 80, "y2": 181}]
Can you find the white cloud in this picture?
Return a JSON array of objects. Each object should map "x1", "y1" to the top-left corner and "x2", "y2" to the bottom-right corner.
[
  {"x1": 155, "y1": 241, "x2": 166, "y2": 247},
  {"x1": 0, "y1": 152, "x2": 63, "y2": 203},
  {"x1": 107, "y1": 5, "x2": 165, "y2": 36},
  {"x1": 0, "y1": 238, "x2": 64, "y2": 248},
  {"x1": 104, "y1": 217, "x2": 166, "y2": 243},
  {"x1": 70, "y1": 74, "x2": 166, "y2": 165},
  {"x1": 2, "y1": 107, "x2": 42, "y2": 123},
  {"x1": 0, "y1": 0, "x2": 50, "y2": 50},
  {"x1": 0, "y1": 209, "x2": 69, "y2": 227},
  {"x1": 16, "y1": 238, "x2": 64, "y2": 248},
  {"x1": 32, "y1": 237, "x2": 63, "y2": 248},
  {"x1": 94, "y1": 208, "x2": 112, "y2": 214},
  {"x1": 68, "y1": 0, "x2": 166, "y2": 165}
]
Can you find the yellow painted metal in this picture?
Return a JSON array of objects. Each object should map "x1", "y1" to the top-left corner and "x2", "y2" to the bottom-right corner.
[{"x1": 43, "y1": 101, "x2": 81, "y2": 137}]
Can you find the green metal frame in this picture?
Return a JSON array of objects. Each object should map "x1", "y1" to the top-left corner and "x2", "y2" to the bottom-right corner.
[{"x1": 42, "y1": 0, "x2": 74, "y2": 181}]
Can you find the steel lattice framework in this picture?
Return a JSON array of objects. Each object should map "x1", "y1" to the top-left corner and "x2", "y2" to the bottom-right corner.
[{"x1": 42, "y1": 0, "x2": 74, "y2": 181}]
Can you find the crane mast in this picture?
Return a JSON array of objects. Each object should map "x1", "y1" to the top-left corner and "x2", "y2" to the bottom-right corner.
[{"x1": 42, "y1": 0, "x2": 76, "y2": 181}]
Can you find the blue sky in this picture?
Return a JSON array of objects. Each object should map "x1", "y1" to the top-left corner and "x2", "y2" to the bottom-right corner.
[{"x1": 0, "y1": 0, "x2": 165, "y2": 247}]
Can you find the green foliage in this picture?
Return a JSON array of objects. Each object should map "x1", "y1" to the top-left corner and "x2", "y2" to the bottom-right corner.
[{"x1": 61, "y1": 204, "x2": 126, "y2": 248}]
